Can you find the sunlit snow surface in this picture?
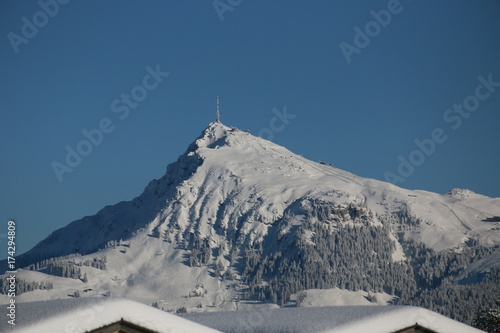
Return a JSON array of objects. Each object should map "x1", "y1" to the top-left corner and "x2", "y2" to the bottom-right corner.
[
  {"x1": 183, "y1": 304, "x2": 485, "y2": 333},
  {"x1": 1, "y1": 297, "x2": 484, "y2": 333},
  {"x1": 3, "y1": 298, "x2": 221, "y2": 333}
]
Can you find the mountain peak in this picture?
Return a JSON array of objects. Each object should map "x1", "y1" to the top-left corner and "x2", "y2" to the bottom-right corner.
[
  {"x1": 190, "y1": 121, "x2": 261, "y2": 153},
  {"x1": 3, "y1": 120, "x2": 500, "y2": 321},
  {"x1": 190, "y1": 121, "x2": 232, "y2": 150}
]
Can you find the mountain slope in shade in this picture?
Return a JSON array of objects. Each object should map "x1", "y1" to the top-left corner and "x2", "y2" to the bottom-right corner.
[{"x1": 1, "y1": 121, "x2": 499, "y2": 324}]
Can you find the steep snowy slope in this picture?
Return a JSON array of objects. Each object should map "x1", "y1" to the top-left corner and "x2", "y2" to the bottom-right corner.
[{"x1": 1, "y1": 121, "x2": 499, "y2": 324}]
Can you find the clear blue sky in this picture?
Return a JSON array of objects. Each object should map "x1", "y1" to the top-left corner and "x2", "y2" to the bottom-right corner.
[{"x1": 1, "y1": 0, "x2": 499, "y2": 258}]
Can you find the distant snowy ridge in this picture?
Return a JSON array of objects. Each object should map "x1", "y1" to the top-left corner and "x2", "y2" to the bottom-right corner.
[{"x1": 444, "y1": 188, "x2": 488, "y2": 199}]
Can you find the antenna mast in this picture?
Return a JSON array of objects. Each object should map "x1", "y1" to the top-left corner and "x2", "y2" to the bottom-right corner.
[{"x1": 216, "y1": 96, "x2": 220, "y2": 122}]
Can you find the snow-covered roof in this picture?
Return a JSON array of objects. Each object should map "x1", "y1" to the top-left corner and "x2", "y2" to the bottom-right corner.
[
  {"x1": 0, "y1": 297, "x2": 485, "y2": 333},
  {"x1": 181, "y1": 305, "x2": 485, "y2": 333},
  {"x1": 2, "y1": 297, "x2": 221, "y2": 333}
]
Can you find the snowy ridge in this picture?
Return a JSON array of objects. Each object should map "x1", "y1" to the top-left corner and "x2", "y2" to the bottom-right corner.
[
  {"x1": 1, "y1": 121, "x2": 499, "y2": 324},
  {"x1": 444, "y1": 188, "x2": 488, "y2": 199},
  {"x1": 158, "y1": 122, "x2": 499, "y2": 250},
  {"x1": 12, "y1": 121, "x2": 499, "y2": 262}
]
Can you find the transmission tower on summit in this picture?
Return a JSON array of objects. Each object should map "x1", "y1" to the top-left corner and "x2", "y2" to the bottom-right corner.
[{"x1": 216, "y1": 96, "x2": 220, "y2": 123}]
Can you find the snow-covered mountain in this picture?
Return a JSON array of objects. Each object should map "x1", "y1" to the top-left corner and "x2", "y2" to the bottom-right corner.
[{"x1": 1, "y1": 121, "x2": 499, "y2": 324}]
